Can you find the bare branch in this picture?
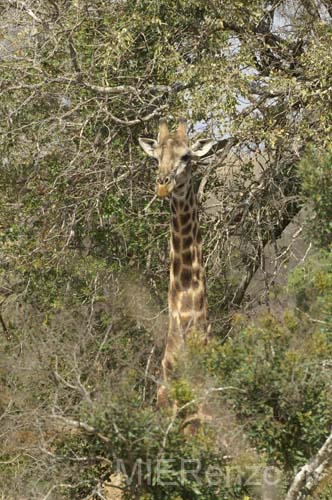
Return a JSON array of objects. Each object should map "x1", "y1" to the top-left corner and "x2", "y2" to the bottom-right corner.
[
  {"x1": 1, "y1": 78, "x2": 186, "y2": 97},
  {"x1": 7, "y1": 0, "x2": 42, "y2": 23},
  {"x1": 286, "y1": 431, "x2": 332, "y2": 500},
  {"x1": 51, "y1": 414, "x2": 112, "y2": 444},
  {"x1": 107, "y1": 104, "x2": 168, "y2": 126}
]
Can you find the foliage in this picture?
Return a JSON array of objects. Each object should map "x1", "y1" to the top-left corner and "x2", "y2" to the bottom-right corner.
[
  {"x1": 1, "y1": 0, "x2": 332, "y2": 499},
  {"x1": 299, "y1": 148, "x2": 332, "y2": 248}
]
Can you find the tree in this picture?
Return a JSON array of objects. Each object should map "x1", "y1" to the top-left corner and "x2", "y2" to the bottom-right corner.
[{"x1": 1, "y1": 0, "x2": 332, "y2": 498}]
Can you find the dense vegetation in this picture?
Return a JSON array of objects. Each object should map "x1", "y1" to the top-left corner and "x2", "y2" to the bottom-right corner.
[{"x1": 0, "y1": 1, "x2": 332, "y2": 499}]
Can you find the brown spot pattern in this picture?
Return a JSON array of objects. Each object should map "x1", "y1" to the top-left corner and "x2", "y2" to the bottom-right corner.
[
  {"x1": 192, "y1": 279, "x2": 200, "y2": 289},
  {"x1": 172, "y1": 257, "x2": 180, "y2": 276},
  {"x1": 172, "y1": 234, "x2": 180, "y2": 252},
  {"x1": 171, "y1": 199, "x2": 178, "y2": 213},
  {"x1": 169, "y1": 289, "x2": 177, "y2": 306},
  {"x1": 189, "y1": 192, "x2": 193, "y2": 205},
  {"x1": 172, "y1": 217, "x2": 179, "y2": 232},
  {"x1": 181, "y1": 268, "x2": 192, "y2": 287},
  {"x1": 174, "y1": 279, "x2": 181, "y2": 291},
  {"x1": 182, "y1": 250, "x2": 192, "y2": 266},
  {"x1": 194, "y1": 291, "x2": 204, "y2": 310},
  {"x1": 182, "y1": 222, "x2": 192, "y2": 235},
  {"x1": 183, "y1": 236, "x2": 193, "y2": 249},
  {"x1": 180, "y1": 212, "x2": 191, "y2": 226}
]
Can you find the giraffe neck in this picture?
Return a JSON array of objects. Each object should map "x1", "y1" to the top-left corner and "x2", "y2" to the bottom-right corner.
[{"x1": 168, "y1": 176, "x2": 209, "y2": 337}]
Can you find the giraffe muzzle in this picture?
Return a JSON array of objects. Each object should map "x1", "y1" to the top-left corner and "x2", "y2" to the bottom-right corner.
[{"x1": 156, "y1": 176, "x2": 175, "y2": 197}]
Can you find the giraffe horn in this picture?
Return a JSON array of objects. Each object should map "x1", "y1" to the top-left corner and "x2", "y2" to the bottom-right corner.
[
  {"x1": 177, "y1": 117, "x2": 187, "y2": 142},
  {"x1": 158, "y1": 118, "x2": 169, "y2": 143}
]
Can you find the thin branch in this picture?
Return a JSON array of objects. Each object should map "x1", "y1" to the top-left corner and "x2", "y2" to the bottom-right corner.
[
  {"x1": 41, "y1": 482, "x2": 91, "y2": 500},
  {"x1": 1, "y1": 78, "x2": 186, "y2": 97},
  {"x1": 51, "y1": 414, "x2": 111, "y2": 444},
  {"x1": 107, "y1": 104, "x2": 168, "y2": 126},
  {"x1": 68, "y1": 33, "x2": 82, "y2": 77},
  {"x1": 80, "y1": 80, "x2": 186, "y2": 96},
  {"x1": 143, "y1": 345, "x2": 155, "y2": 402},
  {"x1": 7, "y1": 0, "x2": 42, "y2": 23}
]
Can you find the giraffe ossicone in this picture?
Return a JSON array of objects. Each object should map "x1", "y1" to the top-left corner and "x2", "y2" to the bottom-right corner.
[{"x1": 139, "y1": 118, "x2": 213, "y2": 409}]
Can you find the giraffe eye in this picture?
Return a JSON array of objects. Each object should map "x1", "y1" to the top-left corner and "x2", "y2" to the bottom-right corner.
[{"x1": 181, "y1": 154, "x2": 190, "y2": 162}]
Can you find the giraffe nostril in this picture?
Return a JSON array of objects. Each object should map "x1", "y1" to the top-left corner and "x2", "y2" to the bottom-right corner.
[{"x1": 158, "y1": 176, "x2": 171, "y2": 185}]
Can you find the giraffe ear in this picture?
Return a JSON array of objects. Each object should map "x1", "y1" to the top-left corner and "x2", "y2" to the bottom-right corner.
[
  {"x1": 139, "y1": 138, "x2": 158, "y2": 158},
  {"x1": 191, "y1": 139, "x2": 214, "y2": 158}
]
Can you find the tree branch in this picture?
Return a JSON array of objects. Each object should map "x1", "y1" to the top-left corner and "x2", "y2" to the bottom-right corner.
[
  {"x1": 107, "y1": 104, "x2": 168, "y2": 126},
  {"x1": 7, "y1": 0, "x2": 42, "y2": 23},
  {"x1": 286, "y1": 431, "x2": 332, "y2": 500},
  {"x1": 51, "y1": 414, "x2": 111, "y2": 444},
  {"x1": 1, "y1": 78, "x2": 186, "y2": 97}
]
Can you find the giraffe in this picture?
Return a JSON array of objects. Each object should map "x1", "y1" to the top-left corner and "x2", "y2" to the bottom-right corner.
[{"x1": 139, "y1": 118, "x2": 213, "y2": 411}]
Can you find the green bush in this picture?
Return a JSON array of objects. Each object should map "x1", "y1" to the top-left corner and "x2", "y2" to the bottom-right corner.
[{"x1": 300, "y1": 148, "x2": 332, "y2": 248}]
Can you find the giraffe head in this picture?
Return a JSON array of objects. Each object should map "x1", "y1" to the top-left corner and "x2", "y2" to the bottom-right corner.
[{"x1": 139, "y1": 118, "x2": 213, "y2": 197}]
